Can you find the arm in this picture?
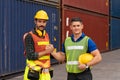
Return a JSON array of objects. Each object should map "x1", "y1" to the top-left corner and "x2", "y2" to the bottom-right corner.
[
  {"x1": 78, "y1": 49, "x2": 102, "y2": 70},
  {"x1": 51, "y1": 51, "x2": 65, "y2": 62},
  {"x1": 87, "y1": 49, "x2": 102, "y2": 66},
  {"x1": 87, "y1": 38, "x2": 102, "y2": 66},
  {"x1": 78, "y1": 38, "x2": 102, "y2": 70},
  {"x1": 51, "y1": 43, "x2": 65, "y2": 62},
  {"x1": 24, "y1": 33, "x2": 37, "y2": 60},
  {"x1": 38, "y1": 44, "x2": 54, "y2": 57}
]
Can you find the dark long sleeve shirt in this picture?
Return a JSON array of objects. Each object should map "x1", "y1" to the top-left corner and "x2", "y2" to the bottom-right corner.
[{"x1": 24, "y1": 29, "x2": 39, "y2": 60}]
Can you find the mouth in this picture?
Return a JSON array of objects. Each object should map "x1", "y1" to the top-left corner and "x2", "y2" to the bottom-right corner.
[{"x1": 38, "y1": 26, "x2": 45, "y2": 30}]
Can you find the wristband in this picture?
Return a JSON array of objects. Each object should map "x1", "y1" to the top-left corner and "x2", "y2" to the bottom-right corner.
[{"x1": 85, "y1": 64, "x2": 89, "y2": 68}]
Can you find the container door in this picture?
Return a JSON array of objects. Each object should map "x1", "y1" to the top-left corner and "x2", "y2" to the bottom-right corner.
[
  {"x1": 111, "y1": 0, "x2": 120, "y2": 18},
  {"x1": 110, "y1": 18, "x2": 120, "y2": 50},
  {"x1": 0, "y1": 0, "x2": 5, "y2": 76}
]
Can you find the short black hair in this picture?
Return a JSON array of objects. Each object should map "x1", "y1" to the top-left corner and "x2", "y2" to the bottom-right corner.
[{"x1": 70, "y1": 17, "x2": 82, "y2": 23}]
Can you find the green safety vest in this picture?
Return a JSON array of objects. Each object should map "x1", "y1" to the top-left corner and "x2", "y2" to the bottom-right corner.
[{"x1": 65, "y1": 36, "x2": 89, "y2": 73}]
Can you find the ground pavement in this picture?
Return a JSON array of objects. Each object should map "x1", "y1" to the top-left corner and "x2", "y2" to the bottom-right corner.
[{"x1": 7, "y1": 49, "x2": 120, "y2": 80}]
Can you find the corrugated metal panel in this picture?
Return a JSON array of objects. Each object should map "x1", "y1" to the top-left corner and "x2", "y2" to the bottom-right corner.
[
  {"x1": 62, "y1": 0, "x2": 109, "y2": 15},
  {"x1": 0, "y1": 0, "x2": 60, "y2": 76},
  {"x1": 35, "y1": 0, "x2": 60, "y2": 3},
  {"x1": 0, "y1": 0, "x2": 5, "y2": 76},
  {"x1": 111, "y1": 0, "x2": 120, "y2": 18},
  {"x1": 23, "y1": 0, "x2": 60, "y2": 6},
  {"x1": 110, "y1": 18, "x2": 120, "y2": 50},
  {"x1": 62, "y1": 7, "x2": 109, "y2": 52}
]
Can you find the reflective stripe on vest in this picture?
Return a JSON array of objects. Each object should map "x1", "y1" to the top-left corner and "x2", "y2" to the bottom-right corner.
[
  {"x1": 67, "y1": 61, "x2": 78, "y2": 65},
  {"x1": 38, "y1": 41, "x2": 49, "y2": 45},
  {"x1": 26, "y1": 59, "x2": 41, "y2": 71},
  {"x1": 34, "y1": 60, "x2": 50, "y2": 68},
  {"x1": 38, "y1": 55, "x2": 50, "y2": 60},
  {"x1": 67, "y1": 46, "x2": 84, "y2": 50}
]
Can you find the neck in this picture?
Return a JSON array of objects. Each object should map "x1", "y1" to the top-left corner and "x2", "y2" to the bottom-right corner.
[{"x1": 74, "y1": 33, "x2": 82, "y2": 41}]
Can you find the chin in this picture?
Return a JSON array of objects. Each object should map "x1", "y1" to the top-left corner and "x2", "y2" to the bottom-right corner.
[
  {"x1": 74, "y1": 32, "x2": 80, "y2": 34},
  {"x1": 39, "y1": 28, "x2": 44, "y2": 30}
]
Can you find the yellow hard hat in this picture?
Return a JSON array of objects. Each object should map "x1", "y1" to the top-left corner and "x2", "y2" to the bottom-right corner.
[
  {"x1": 34, "y1": 10, "x2": 49, "y2": 20},
  {"x1": 79, "y1": 53, "x2": 93, "y2": 64}
]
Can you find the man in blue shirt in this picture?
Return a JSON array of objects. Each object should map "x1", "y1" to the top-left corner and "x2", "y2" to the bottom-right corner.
[{"x1": 51, "y1": 17, "x2": 102, "y2": 80}]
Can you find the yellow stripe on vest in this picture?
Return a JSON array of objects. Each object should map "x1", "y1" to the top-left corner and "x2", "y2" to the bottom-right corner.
[
  {"x1": 39, "y1": 56, "x2": 50, "y2": 60},
  {"x1": 37, "y1": 41, "x2": 49, "y2": 45}
]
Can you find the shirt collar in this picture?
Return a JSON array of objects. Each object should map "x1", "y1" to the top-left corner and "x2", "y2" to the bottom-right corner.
[{"x1": 71, "y1": 33, "x2": 86, "y2": 42}]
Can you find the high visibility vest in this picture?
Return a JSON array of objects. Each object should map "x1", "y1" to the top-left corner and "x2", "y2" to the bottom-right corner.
[
  {"x1": 26, "y1": 31, "x2": 50, "y2": 71},
  {"x1": 65, "y1": 36, "x2": 89, "y2": 73}
]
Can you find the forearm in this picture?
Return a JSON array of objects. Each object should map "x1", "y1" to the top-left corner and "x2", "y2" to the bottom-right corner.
[
  {"x1": 87, "y1": 49, "x2": 102, "y2": 66},
  {"x1": 26, "y1": 49, "x2": 51, "y2": 60},
  {"x1": 26, "y1": 44, "x2": 54, "y2": 60},
  {"x1": 37, "y1": 50, "x2": 50, "y2": 58},
  {"x1": 51, "y1": 51, "x2": 65, "y2": 62}
]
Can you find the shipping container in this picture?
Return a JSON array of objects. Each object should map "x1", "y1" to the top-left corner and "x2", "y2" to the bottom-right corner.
[
  {"x1": 62, "y1": 7, "x2": 109, "y2": 52},
  {"x1": 62, "y1": 0, "x2": 109, "y2": 15},
  {"x1": 0, "y1": 0, "x2": 60, "y2": 76},
  {"x1": 110, "y1": 0, "x2": 120, "y2": 18},
  {"x1": 0, "y1": 0, "x2": 5, "y2": 75},
  {"x1": 110, "y1": 18, "x2": 120, "y2": 50},
  {"x1": 23, "y1": 0, "x2": 60, "y2": 6}
]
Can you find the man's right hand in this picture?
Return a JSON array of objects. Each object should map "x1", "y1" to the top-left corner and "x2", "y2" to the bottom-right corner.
[{"x1": 45, "y1": 44, "x2": 54, "y2": 53}]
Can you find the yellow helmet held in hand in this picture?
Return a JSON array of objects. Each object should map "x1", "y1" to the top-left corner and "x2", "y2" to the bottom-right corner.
[
  {"x1": 79, "y1": 53, "x2": 93, "y2": 64},
  {"x1": 34, "y1": 10, "x2": 49, "y2": 20}
]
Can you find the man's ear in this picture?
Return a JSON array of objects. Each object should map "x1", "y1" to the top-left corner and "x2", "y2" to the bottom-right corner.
[
  {"x1": 70, "y1": 25, "x2": 72, "y2": 30},
  {"x1": 34, "y1": 19, "x2": 37, "y2": 24},
  {"x1": 81, "y1": 24, "x2": 84, "y2": 29}
]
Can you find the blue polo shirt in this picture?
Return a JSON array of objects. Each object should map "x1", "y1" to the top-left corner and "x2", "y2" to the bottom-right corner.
[{"x1": 62, "y1": 33, "x2": 97, "y2": 53}]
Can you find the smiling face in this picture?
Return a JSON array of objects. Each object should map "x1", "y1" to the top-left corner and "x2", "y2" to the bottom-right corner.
[
  {"x1": 34, "y1": 19, "x2": 47, "y2": 30},
  {"x1": 70, "y1": 21, "x2": 83, "y2": 35}
]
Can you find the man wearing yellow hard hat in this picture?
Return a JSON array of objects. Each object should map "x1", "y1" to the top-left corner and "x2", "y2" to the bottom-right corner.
[
  {"x1": 51, "y1": 17, "x2": 102, "y2": 80},
  {"x1": 23, "y1": 10, "x2": 54, "y2": 80}
]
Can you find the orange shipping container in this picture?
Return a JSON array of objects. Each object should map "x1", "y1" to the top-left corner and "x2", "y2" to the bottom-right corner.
[
  {"x1": 61, "y1": 7, "x2": 109, "y2": 52},
  {"x1": 62, "y1": 0, "x2": 109, "y2": 15}
]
